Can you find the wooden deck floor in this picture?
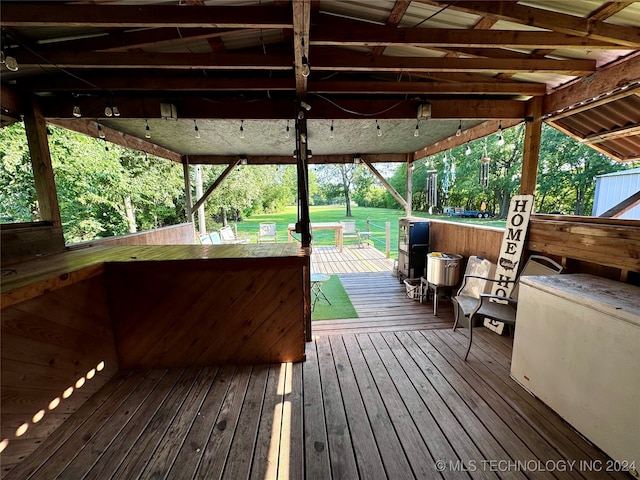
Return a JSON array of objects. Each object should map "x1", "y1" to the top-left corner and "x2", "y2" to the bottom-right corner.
[
  {"x1": 8, "y1": 328, "x2": 629, "y2": 480},
  {"x1": 311, "y1": 245, "x2": 395, "y2": 274},
  {"x1": 8, "y1": 268, "x2": 630, "y2": 480}
]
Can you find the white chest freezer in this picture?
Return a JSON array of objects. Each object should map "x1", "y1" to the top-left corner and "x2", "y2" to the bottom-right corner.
[{"x1": 511, "y1": 274, "x2": 640, "y2": 474}]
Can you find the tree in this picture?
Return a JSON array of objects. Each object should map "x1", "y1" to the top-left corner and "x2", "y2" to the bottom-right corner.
[{"x1": 312, "y1": 164, "x2": 359, "y2": 216}]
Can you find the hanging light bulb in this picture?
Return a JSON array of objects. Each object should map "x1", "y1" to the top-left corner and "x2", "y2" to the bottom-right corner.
[
  {"x1": 72, "y1": 105, "x2": 82, "y2": 118},
  {"x1": 497, "y1": 120, "x2": 505, "y2": 146},
  {"x1": 145, "y1": 119, "x2": 151, "y2": 139},
  {"x1": 194, "y1": 119, "x2": 200, "y2": 139},
  {"x1": 0, "y1": 51, "x2": 4, "y2": 64},
  {"x1": 414, "y1": 120, "x2": 420, "y2": 137},
  {"x1": 330, "y1": 120, "x2": 334, "y2": 139},
  {"x1": 376, "y1": 120, "x2": 382, "y2": 137},
  {"x1": 285, "y1": 119, "x2": 290, "y2": 139},
  {"x1": 104, "y1": 102, "x2": 113, "y2": 117},
  {"x1": 239, "y1": 120, "x2": 245, "y2": 139},
  {"x1": 97, "y1": 122, "x2": 105, "y2": 139},
  {"x1": 456, "y1": 120, "x2": 462, "y2": 137},
  {"x1": 112, "y1": 104, "x2": 120, "y2": 117},
  {"x1": 5, "y1": 54, "x2": 18, "y2": 72},
  {"x1": 301, "y1": 55, "x2": 310, "y2": 77},
  {"x1": 465, "y1": 142, "x2": 471, "y2": 155}
]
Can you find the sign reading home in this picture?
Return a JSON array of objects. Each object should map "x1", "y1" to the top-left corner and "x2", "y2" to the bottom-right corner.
[{"x1": 484, "y1": 194, "x2": 534, "y2": 334}]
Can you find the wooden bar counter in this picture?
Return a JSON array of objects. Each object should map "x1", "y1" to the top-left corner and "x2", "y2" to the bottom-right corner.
[{"x1": 1, "y1": 244, "x2": 310, "y2": 472}]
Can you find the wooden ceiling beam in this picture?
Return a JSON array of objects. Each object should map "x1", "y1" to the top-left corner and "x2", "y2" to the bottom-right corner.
[
  {"x1": 311, "y1": 49, "x2": 596, "y2": 75},
  {"x1": 416, "y1": 1, "x2": 640, "y2": 47},
  {"x1": 412, "y1": 118, "x2": 521, "y2": 159},
  {"x1": 581, "y1": 123, "x2": 640, "y2": 144},
  {"x1": 46, "y1": 27, "x2": 250, "y2": 53},
  {"x1": 50, "y1": 118, "x2": 182, "y2": 162},
  {"x1": 372, "y1": 0, "x2": 411, "y2": 56},
  {"x1": 20, "y1": 74, "x2": 544, "y2": 96},
  {"x1": 15, "y1": 49, "x2": 595, "y2": 75},
  {"x1": 41, "y1": 97, "x2": 526, "y2": 120},
  {"x1": 0, "y1": 3, "x2": 293, "y2": 28},
  {"x1": 311, "y1": 24, "x2": 624, "y2": 49},
  {"x1": 588, "y1": 2, "x2": 635, "y2": 22},
  {"x1": 292, "y1": 0, "x2": 310, "y2": 96},
  {"x1": 16, "y1": 51, "x2": 293, "y2": 70},
  {"x1": 187, "y1": 153, "x2": 409, "y2": 165}
]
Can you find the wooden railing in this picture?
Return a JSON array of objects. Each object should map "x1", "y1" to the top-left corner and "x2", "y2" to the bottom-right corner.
[
  {"x1": 68, "y1": 222, "x2": 195, "y2": 249},
  {"x1": 428, "y1": 215, "x2": 640, "y2": 284}
]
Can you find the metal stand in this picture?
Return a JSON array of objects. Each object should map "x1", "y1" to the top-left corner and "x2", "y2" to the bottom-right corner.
[
  {"x1": 310, "y1": 273, "x2": 331, "y2": 311},
  {"x1": 420, "y1": 277, "x2": 455, "y2": 316}
]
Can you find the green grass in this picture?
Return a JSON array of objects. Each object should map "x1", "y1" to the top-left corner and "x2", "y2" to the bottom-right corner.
[
  {"x1": 311, "y1": 275, "x2": 358, "y2": 321},
  {"x1": 228, "y1": 205, "x2": 505, "y2": 259}
]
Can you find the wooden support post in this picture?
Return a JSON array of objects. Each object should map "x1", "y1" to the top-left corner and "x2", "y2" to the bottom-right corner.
[
  {"x1": 190, "y1": 160, "x2": 240, "y2": 214},
  {"x1": 23, "y1": 96, "x2": 63, "y2": 230},
  {"x1": 295, "y1": 102, "x2": 311, "y2": 248},
  {"x1": 406, "y1": 155, "x2": 413, "y2": 217},
  {"x1": 182, "y1": 156, "x2": 194, "y2": 224},
  {"x1": 362, "y1": 158, "x2": 408, "y2": 211},
  {"x1": 521, "y1": 97, "x2": 543, "y2": 195}
]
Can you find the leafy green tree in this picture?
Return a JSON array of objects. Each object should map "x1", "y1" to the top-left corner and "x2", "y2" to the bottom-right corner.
[{"x1": 0, "y1": 122, "x2": 37, "y2": 223}]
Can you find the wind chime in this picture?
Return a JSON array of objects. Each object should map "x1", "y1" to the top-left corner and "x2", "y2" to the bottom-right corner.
[{"x1": 479, "y1": 139, "x2": 490, "y2": 188}]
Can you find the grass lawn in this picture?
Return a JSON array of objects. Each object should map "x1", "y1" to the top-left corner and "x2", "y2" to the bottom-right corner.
[
  {"x1": 311, "y1": 275, "x2": 358, "y2": 321},
  {"x1": 228, "y1": 205, "x2": 505, "y2": 258}
]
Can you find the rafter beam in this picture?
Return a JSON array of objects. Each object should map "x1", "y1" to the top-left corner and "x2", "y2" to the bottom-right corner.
[
  {"x1": 416, "y1": 1, "x2": 640, "y2": 47},
  {"x1": 50, "y1": 118, "x2": 182, "y2": 162},
  {"x1": 292, "y1": 0, "x2": 310, "y2": 96},
  {"x1": 0, "y1": 3, "x2": 293, "y2": 28},
  {"x1": 544, "y1": 53, "x2": 640, "y2": 118},
  {"x1": 582, "y1": 123, "x2": 640, "y2": 144},
  {"x1": 412, "y1": 119, "x2": 521, "y2": 159},
  {"x1": 187, "y1": 153, "x2": 409, "y2": 165}
]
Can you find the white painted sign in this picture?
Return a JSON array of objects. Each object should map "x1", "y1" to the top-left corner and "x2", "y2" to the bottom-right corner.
[{"x1": 484, "y1": 194, "x2": 535, "y2": 334}]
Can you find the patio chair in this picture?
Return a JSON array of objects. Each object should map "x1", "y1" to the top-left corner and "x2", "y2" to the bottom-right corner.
[
  {"x1": 219, "y1": 225, "x2": 250, "y2": 244},
  {"x1": 340, "y1": 220, "x2": 362, "y2": 247},
  {"x1": 199, "y1": 233, "x2": 213, "y2": 244},
  {"x1": 453, "y1": 254, "x2": 563, "y2": 361},
  {"x1": 257, "y1": 222, "x2": 278, "y2": 243}
]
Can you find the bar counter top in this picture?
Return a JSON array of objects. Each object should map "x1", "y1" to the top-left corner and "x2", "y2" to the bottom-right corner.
[{"x1": 1, "y1": 243, "x2": 309, "y2": 308}]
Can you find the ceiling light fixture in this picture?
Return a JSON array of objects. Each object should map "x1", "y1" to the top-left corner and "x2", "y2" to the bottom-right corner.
[
  {"x1": 376, "y1": 120, "x2": 382, "y2": 137},
  {"x1": 353, "y1": 155, "x2": 361, "y2": 164},
  {"x1": 456, "y1": 120, "x2": 462, "y2": 137},
  {"x1": 240, "y1": 120, "x2": 245, "y2": 139},
  {"x1": 497, "y1": 120, "x2": 505, "y2": 146},
  {"x1": 145, "y1": 119, "x2": 151, "y2": 139},
  {"x1": 301, "y1": 55, "x2": 310, "y2": 77},
  {"x1": 194, "y1": 119, "x2": 200, "y2": 139},
  {"x1": 239, "y1": 156, "x2": 248, "y2": 165}
]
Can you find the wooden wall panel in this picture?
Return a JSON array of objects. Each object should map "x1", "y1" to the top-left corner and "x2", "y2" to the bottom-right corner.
[
  {"x1": 429, "y1": 220, "x2": 504, "y2": 263},
  {"x1": 0, "y1": 222, "x2": 65, "y2": 266},
  {"x1": 106, "y1": 258, "x2": 307, "y2": 369},
  {"x1": 68, "y1": 222, "x2": 195, "y2": 249},
  {"x1": 0, "y1": 276, "x2": 119, "y2": 477}
]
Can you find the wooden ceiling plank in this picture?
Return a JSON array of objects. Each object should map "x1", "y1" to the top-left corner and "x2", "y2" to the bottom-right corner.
[
  {"x1": 0, "y1": 3, "x2": 293, "y2": 29},
  {"x1": 415, "y1": 1, "x2": 640, "y2": 47},
  {"x1": 588, "y1": 2, "x2": 635, "y2": 22},
  {"x1": 50, "y1": 118, "x2": 182, "y2": 162}
]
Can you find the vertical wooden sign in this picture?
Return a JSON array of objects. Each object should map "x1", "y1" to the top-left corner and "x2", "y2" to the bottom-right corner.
[{"x1": 484, "y1": 194, "x2": 535, "y2": 334}]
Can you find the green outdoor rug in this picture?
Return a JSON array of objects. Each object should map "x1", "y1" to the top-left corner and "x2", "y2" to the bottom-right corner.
[{"x1": 312, "y1": 275, "x2": 358, "y2": 321}]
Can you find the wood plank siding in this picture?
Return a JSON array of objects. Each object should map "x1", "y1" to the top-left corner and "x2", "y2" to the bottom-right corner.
[{"x1": 5, "y1": 327, "x2": 631, "y2": 479}]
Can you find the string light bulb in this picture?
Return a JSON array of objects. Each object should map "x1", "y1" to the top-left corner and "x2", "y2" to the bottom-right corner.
[
  {"x1": 194, "y1": 119, "x2": 200, "y2": 139},
  {"x1": 72, "y1": 105, "x2": 82, "y2": 118},
  {"x1": 285, "y1": 119, "x2": 290, "y2": 139},
  {"x1": 330, "y1": 120, "x2": 334, "y2": 139},
  {"x1": 112, "y1": 105, "x2": 120, "y2": 117},
  {"x1": 465, "y1": 142, "x2": 471, "y2": 155},
  {"x1": 497, "y1": 120, "x2": 505, "y2": 146},
  {"x1": 3, "y1": 51, "x2": 18, "y2": 71},
  {"x1": 456, "y1": 120, "x2": 462, "y2": 137},
  {"x1": 376, "y1": 120, "x2": 382, "y2": 137},
  {"x1": 145, "y1": 119, "x2": 151, "y2": 139},
  {"x1": 97, "y1": 122, "x2": 105, "y2": 139},
  {"x1": 301, "y1": 55, "x2": 310, "y2": 77},
  {"x1": 240, "y1": 120, "x2": 245, "y2": 139},
  {"x1": 414, "y1": 120, "x2": 420, "y2": 137}
]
